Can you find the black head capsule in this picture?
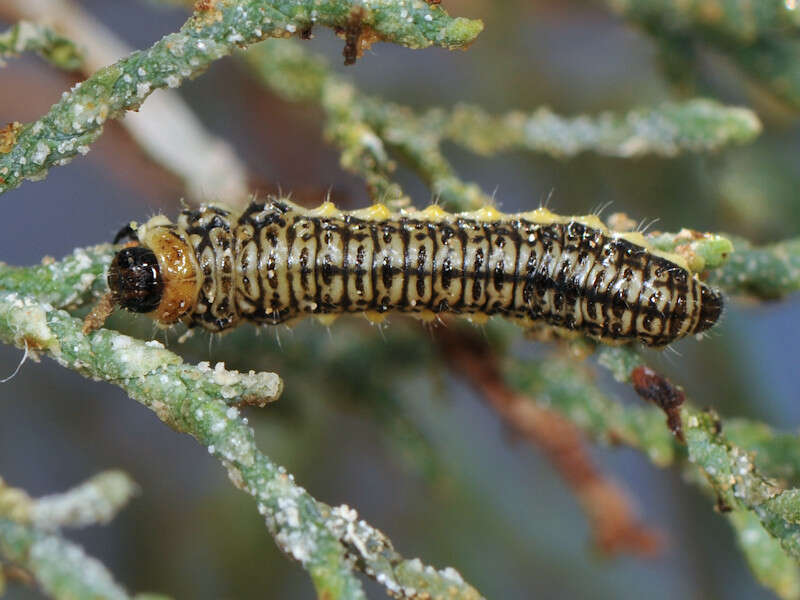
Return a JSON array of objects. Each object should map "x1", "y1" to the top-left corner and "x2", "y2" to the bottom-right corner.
[{"x1": 107, "y1": 246, "x2": 164, "y2": 313}]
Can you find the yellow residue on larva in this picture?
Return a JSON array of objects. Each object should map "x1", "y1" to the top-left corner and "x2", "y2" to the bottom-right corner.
[
  {"x1": 418, "y1": 204, "x2": 449, "y2": 222},
  {"x1": 466, "y1": 313, "x2": 490, "y2": 325},
  {"x1": 519, "y1": 207, "x2": 558, "y2": 224},
  {"x1": 468, "y1": 205, "x2": 504, "y2": 222},
  {"x1": 417, "y1": 309, "x2": 437, "y2": 323},
  {"x1": 307, "y1": 201, "x2": 340, "y2": 218},
  {"x1": 617, "y1": 231, "x2": 648, "y2": 247},
  {"x1": 572, "y1": 214, "x2": 606, "y2": 230},
  {"x1": 363, "y1": 310, "x2": 386, "y2": 324},
  {"x1": 324, "y1": 201, "x2": 695, "y2": 272},
  {"x1": 351, "y1": 203, "x2": 392, "y2": 221},
  {"x1": 316, "y1": 314, "x2": 338, "y2": 326}
]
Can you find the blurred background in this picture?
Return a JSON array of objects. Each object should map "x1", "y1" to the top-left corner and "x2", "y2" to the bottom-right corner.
[{"x1": 1, "y1": 0, "x2": 800, "y2": 598}]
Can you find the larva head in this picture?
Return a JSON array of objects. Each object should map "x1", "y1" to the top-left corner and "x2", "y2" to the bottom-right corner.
[
  {"x1": 108, "y1": 246, "x2": 164, "y2": 313},
  {"x1": 108, "y1": 218, "x2": 200, "y2": 325}
]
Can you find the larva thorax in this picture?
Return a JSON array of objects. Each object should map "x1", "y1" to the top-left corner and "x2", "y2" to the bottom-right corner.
[{"x1": 107, "y1": 197, "x2": 723, "y2": 347}]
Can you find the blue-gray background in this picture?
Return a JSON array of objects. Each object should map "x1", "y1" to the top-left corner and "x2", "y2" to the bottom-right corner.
[{"x1": 1, "y1": 1, "x2": 799, "y2": 598}]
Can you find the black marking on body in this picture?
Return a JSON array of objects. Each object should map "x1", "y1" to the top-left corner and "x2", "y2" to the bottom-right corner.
[{"x1": 144, "y1": 199, "x2": 723, "y2": 347}]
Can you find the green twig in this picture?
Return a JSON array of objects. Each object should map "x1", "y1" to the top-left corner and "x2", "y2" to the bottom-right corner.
[
  {"x1": 728, "y1": 510, "x2": 800, "y2": 600},
  {"x1": 605, "y1": 0, "x2": 800, "y2": 110},
  {"x1": 0, "y1": 20, "x2": 83, "y2": 70},
  {"x1": 507, "y1": 353, "x2": 679, "y2": 466},
  {"x1": 646, "y1": 228, "x2": 734, "y2": 272},
  {"x1": 0, "y1": 244, "x2": 114, "y2": 309},
  {"x1": 596, "y1": 346, "x2": 800, "y2": 599},
  {"x1": 243, "y1": 39, "x2": 761, "y2": 212},
  {"x1": 505, "y1": 344, "x2": 800, "y2": 599},
  {"x1": 242, "y1": 39, "x2": 489, "y2": 211},
  {"x1": 0, "y1": 250, "x2": 483, "y2": 600},
  {"x1": 724, "y1": 420, "x2": 800, "y2": 486},
  {"x1": 437, "y1": 100, "x2": 761, "y2": 158},
  {"x1": 0, "y1": 518, "x2": 132, "y2": 600},
  {"x1": 0, "y1": 471, "x2": 138, "y2": 530},
  {"x1": 605, "y1": 0, "x2": 800, "y2": 43},
  {"x1": 0, "y1": 472, "x2": 164, "y2": 599},
  {"x1": 708, "y1": 236, "x2": 800, "y2": 299},
  {"x1": 0, "y1": 0, "x2": 482, "y2": 195}
]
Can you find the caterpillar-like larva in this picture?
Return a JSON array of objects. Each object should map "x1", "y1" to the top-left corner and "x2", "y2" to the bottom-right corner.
[{"x1": 106, "y1": 197, "x2": 723, "y2": 347}]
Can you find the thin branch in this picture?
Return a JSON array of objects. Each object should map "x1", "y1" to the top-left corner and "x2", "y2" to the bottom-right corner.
[
  {"x1": 242, "y1": 39, "x2": 489, "y2": 211},
  {"x1": 436, "y1": 100, "x2": 761, "y2": 158},
  {"x1": 0, "y1": 251, "x2": 483, "y2": 600},
  {"x1": 243, "y1": 39, "x2": 761, "y2": 212},
  {"x1": 0, "y1": 20, "x2": 83, "y2": 70},
  {"x1": 595, "y1": 346, "x2": 800, "y2": 599},
  {"x1": 1, "y1": 0, "x2": 250, "y2": 205},
  {"x1": 480, "y1": 337, "x2": 800, "y2": 598},
  {"x1": 708, "y1": 235, "x2": 800, "y2": 299},
  {"x1": 0, "y1": 0, "x2": 482, "y2": 196},
  {"x1": 0, "y1": 471, "x2": 138, "y2": 530},
  {"x1": 0, "y1": 472, "x2": 163, "y2": 600},
  {"x1": 0, "y1": 519, "x2": 132, "y2": 600},
  {"x1": 436, "y1": 324, "x2": 662, "y2": 557},
  {"x1": 723, "y1": 419, "x2": 800, "y2": 486},
  {"x1": 0, "y1": 244, "x2": 114, "y2": 309},
  {"x1": 604, "y1": 0, "x2": 800, "y2": 44},
  {"x1": 605, "y1": 0, "x2": 800, "y2": 110}
]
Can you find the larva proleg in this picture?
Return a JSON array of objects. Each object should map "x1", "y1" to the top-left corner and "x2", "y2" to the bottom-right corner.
[{"x1": 106, "y1": 197, "x2": 724, "y2": 347}]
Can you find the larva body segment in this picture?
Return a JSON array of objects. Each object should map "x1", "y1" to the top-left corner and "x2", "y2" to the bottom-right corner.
[{"x1": 109, "y1": 198, "x2": 723, "y2": 347}]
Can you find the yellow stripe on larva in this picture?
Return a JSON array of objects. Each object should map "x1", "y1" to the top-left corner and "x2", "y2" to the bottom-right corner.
[
  {"x1": 308, "y1": 201, "x2": 340, "y2": 218},
  {"x1": 277, "y1": 202, "x2": 693, "y2": 272}
]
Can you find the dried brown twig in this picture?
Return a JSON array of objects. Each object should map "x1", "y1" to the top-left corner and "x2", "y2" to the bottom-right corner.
[{"x1": 435, "y1": 324, "x2": 662, "y2": 557}]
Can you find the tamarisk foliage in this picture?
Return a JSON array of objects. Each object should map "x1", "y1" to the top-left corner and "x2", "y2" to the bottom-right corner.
[
  {"x1": 1, "y1": 0, "x2": 800, "y2": 598},
  {"x1": 0, "y1": 20, "x2": 82, "y2": 70},
  {"x1": 0, "y1": 253, "x2": 480, "y2": 600},
  {"x1": 605, "y1": 0, "x2": 800, "y2": 110},
  {"x1": 242, "y1": 38, "x2": 761, "y2": 211},
  {"x1": 0, "y1": 0, "x2": 482, "y2": 195},
  {"x1": 0, "y1": 473, "x2": 159, "y2": 599}
]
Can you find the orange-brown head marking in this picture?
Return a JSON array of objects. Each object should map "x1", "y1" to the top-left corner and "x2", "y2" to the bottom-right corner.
[{"x1": 108, "y1": 218, "x2": 199, "y2": 326}]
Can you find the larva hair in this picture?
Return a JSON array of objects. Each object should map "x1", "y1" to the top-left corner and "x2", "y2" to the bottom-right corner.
[{"x1": 106, "y1": 197, "x2": 723, "y2": 347}]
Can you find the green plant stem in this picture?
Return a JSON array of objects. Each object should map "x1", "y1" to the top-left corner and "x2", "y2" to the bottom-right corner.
[
  {"x1": 0, "y1": 244, "x2": 114, "y2": 308},
  {"x1": 243, "y1": 39, "x2": 761, "y2": 212},
  {"x1": 605, "y1": 0, "x2": 800, "y2": 43},
  {"x1": 0, "y1": 250, "x2": 483, "y2": 600},
  {"x1": 605, "y1": 0, "x2": 800, "y2": 110},
  {"x1": 0, "y1": 0, "x2": 482, "y2": 196},
  {"x1": 0, "y1": 471, "x2": 138, "y2": 530},
  {"x1": 0, "y1": 471, "x2": 159, "y2": 598},
  {"x1": 508, "y1": 346, "x2": 800, "y2": 598},
  {"x1": 509, "y1": 346, "x2": 800, "y2": 598},
  {"x1": 708, "y1": 236, "x2": 800, "y2": 299},
  {"x1": 435, "y1": 100, "x2": 761, "y2": 158},
  {"x1": 0, "y1": 20, "x2": 83, "y2": 69},
  {"x1": 0, "y1": 518, "x2": 134, "y2": 600},
  {"x1": 243, "y1": 39, "x2": 489, "y2": 211},
  {"x1": 596, "y1": 346, "x2": 800, "y2": 598}
]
